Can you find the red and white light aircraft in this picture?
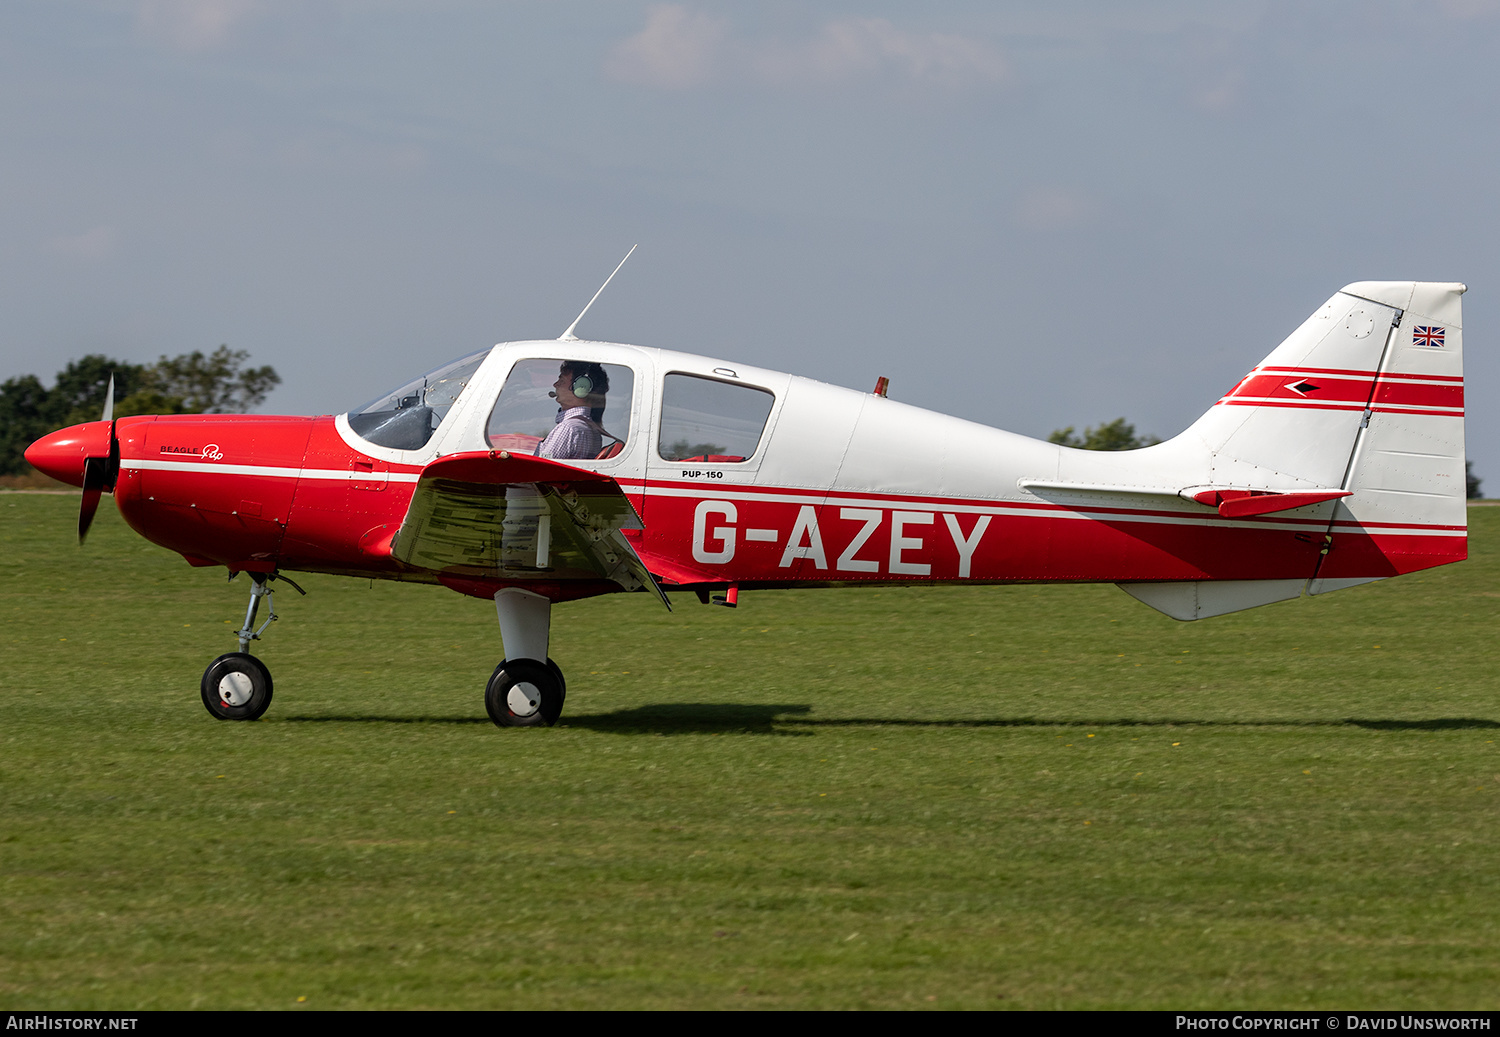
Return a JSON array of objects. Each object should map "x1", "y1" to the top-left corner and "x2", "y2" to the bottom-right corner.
[{"x1": 26, "y1": 278, "x2": 1468, "y2": 727}]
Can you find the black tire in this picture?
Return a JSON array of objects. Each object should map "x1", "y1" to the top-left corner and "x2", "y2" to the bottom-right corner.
[
  {"x1": 546, "y1": 657, "x2": 566, "y2": 697},
  {"x1": 201, "y1": 652, "x2": 273, "y2": 721},
  {"x1": 485, "y1": 657, "x2": 564, "y2": 728}
]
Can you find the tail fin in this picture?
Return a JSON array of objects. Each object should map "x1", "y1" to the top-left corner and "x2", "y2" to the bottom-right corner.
[
  {"x1": 1120, "y1": 281, "x2": 1467, "y2": 621},
  {"x1": 1183, "y1": 280, "x2": 1467, "y2": 579}
]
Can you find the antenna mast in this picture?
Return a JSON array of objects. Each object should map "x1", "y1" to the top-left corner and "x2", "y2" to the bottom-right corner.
[{"x1": 559, "y1": 245, "x2": 637, "y2": 341}]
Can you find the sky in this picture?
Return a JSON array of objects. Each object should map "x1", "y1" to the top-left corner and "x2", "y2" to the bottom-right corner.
[{"x1": 3, "y1": 0, "x2": 1497, "y2": 482}]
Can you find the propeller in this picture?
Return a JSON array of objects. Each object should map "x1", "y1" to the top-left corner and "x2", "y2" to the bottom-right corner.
[{"x1": 78, "y1": 375, "x2": 120, "y2": 544}]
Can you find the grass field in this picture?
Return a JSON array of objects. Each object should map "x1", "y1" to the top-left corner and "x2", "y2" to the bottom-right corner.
[{"x1": 2, "y1": 492, "x2": 1498, "y2": 1010}]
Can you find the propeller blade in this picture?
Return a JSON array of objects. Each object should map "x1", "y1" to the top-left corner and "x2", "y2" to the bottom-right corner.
[
  {"x1": 77, "y1": 431, "x2": 118, "y2": 543},
  {"x1": 105, "y1": 419, "x2": 120, "y2": 491},
  {"x1": 78, "y1": 487, "x2": 103, "y2": 543},
  {"x1": 101, "y1": 373, "x2": 114, "y2": 423}
]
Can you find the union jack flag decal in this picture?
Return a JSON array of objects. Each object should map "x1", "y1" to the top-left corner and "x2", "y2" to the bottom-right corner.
[{"x1": 1413, "y1": 326, "x2": 1446, "y2": 348}]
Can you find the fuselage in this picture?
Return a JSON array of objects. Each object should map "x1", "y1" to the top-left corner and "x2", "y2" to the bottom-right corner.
[{"x1": 28, "y1": 334, "x2": 1465, "y2": 603}]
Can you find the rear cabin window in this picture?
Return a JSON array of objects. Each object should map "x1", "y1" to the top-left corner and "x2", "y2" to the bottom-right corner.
[
  {"x1": 657, "y1": 374, "x2": 775, "y2": 463},
  {"x1": 486, "y1": 359, "x2": 636, "y2": 462}
]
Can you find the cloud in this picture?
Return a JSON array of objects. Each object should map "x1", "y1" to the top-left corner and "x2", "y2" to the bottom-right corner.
[
  {"x1": 136, "y1": 0, "x2": 260, "y2": 52},
  {"x1": 604, "y1": 7, "x2": 1006, "y2": 91},
  {"x1": 603, "y1": 4, "x2": 728, "y2": 89},
  {"x1": 754, "y1": 18, "x2": 1007, "y2": 89},
  {"x1": 49, "y1": 226, "x2": 118, "y2": 262}
]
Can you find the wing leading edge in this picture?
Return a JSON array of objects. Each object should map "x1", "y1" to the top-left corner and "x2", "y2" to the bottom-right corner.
[{"x1": 389, "y1": 450, "x2": 670, "y2": 609}]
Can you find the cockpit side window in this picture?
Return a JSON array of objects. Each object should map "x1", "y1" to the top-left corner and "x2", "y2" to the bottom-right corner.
[
  {"x1": 346, "y1": 349, "x2": 491, "y2": 451},
  {"x1": 487, "y1": 359, "x2": 636, "y2": 462},
  {"x1": 657, "y1": 374, "x2": 775, "y2": 462}
]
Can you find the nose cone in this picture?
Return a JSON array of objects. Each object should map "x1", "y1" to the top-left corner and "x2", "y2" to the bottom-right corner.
[{"x1": 24, "y1": 421, "x2": 112, "y2": 488}]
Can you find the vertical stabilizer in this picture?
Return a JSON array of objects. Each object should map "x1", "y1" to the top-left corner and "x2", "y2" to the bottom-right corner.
[
  {"x1": 1181, "y1": 281, "x2": 1466, "y2": 575},
  {"x1": 1121, "y1": 281, "x2": 1467, "y2": 620},
  {"x1": 1185, "y1": 285, "x2": 1404, "y2": 491}
]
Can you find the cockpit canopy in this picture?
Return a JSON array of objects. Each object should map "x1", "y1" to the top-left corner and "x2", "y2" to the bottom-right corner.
[
  {"x1": 343, "y1": 345, "x2": 779, "y2": 465},
  {"x1": 346, "y1": 349, "x2": 490, "y2": 451}
]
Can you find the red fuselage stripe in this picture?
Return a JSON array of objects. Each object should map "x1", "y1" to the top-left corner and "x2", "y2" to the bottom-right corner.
[
  {"x1": 1255, "y1": 365, "x2": 1463, "y2": 382},
  {"x1": 633, "y1": 480, "x2": 1465, "y2": 534},
  {"x1": 1219, "y1": 371, "x2": 1463, "y2": 412}
]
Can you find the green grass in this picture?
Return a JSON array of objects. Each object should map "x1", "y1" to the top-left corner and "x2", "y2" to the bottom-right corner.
[{"x1": 2, "y1": 493, "x2": 1498, "y2": 1009}]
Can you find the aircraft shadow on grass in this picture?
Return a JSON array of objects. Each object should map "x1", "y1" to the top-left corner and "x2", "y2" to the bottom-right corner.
[
  {"x1": 280, "y1": 708, "x2": 1500, "y2": 735},
  {"x1": 281, "y1": 715, "x2": 494, "y2": 725},
  {"x1": 278, "y1": 703, "x2": 815, "y2": 734},
  {"x1": 565, "y1": 703, "x2": 815, "y2": 735}
]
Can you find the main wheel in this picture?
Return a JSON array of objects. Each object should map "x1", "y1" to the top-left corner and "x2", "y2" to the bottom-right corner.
[
  {"x1": 485, "y1": 657, "x2": 565, "y2": 728},
  {"x1": 201, "y1": 652, "x2": 273, "y2": 721}
]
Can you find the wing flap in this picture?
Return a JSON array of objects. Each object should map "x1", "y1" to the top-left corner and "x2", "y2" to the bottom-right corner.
[{"x1": 391, "y1": 451, "x2": 668, "y2": 608}]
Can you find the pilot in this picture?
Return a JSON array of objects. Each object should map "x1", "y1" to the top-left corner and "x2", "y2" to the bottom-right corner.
[{"x1": 536, "y1": 361, "x2": 610, "y2": 460}]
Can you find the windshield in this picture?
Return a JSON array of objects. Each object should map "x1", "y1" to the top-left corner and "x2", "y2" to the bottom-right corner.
[{"x1": 346, "y1": 349, "x2": 490, "y2": 451}]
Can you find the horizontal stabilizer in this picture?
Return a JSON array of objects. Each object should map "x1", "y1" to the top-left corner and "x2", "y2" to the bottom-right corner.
[
  {"x1": 1022, "y1": 479, "x2": 1350, "y2": 518},
  {"x1": 1188, "y1": 488, "x2": 1351, "y2": 518},
  {"x1": 1019, "y1": 480, "x2": 1185, "y2": 499}
]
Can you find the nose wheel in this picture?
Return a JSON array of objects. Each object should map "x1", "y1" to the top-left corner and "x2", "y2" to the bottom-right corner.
[
  {"x1": 201, "y1": 652, "x2": 274, "y2": 721},
  {"x1": 485, "y1": 657, "x2": 566, "y2": 727},
  {"x1": 200, "y1": 571, "x2": 301, "y2": 721}
]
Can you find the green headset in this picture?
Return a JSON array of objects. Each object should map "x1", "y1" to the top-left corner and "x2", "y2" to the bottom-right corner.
[{"x1": 565, "y1": 363, "x2": 607, "y2": 400}]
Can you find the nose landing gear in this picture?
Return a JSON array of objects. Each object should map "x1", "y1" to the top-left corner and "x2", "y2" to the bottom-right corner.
[{"x1": 200, "y1": 572, "x2": 302, "y2": 721}]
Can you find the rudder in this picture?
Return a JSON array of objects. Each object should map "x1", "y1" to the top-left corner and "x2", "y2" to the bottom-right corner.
[{"x1": 1315, "y1": 281, "x2": 1467, "y2": 581}]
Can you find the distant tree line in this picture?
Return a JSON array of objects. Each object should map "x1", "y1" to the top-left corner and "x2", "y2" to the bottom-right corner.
[
  {"x1": 1048, "y1": 417, "x2": 1160, "y2": 451},
  {"x1": 0, "y1": 347, "x2": 279, "y2": 476},
  {"x1": 1049, "y1": 417, "x2": 1485, "y2": 500}
]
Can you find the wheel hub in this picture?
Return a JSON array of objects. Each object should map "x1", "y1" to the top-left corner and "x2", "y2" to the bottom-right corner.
[
  {"x1": 218, "y1": 671, "x2": 254, "y2": 707},
  {"x1": 507, "y1": 682, "x2": 541, "y2": 717}
]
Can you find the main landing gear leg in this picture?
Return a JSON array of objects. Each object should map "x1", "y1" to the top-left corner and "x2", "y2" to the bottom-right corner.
[
  {"x1": 201, "y1": 572, "x2": 282, "y2": 721},
  {"x1": 486, "y1": 587, "x2": 565, "y2": 728}
]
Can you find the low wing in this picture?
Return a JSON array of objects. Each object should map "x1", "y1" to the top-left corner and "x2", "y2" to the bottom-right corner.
[{"x1": 389, "y1": 450, "x2": 670, "y2": 608}]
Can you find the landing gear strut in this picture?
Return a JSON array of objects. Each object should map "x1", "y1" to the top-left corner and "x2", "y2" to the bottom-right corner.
[
  {"x1": 200, "y1": 572, "x2": 301, "y2": 721},
  {"x1": 488, "y1": 588, "x2": 566, "y2": 727}
]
